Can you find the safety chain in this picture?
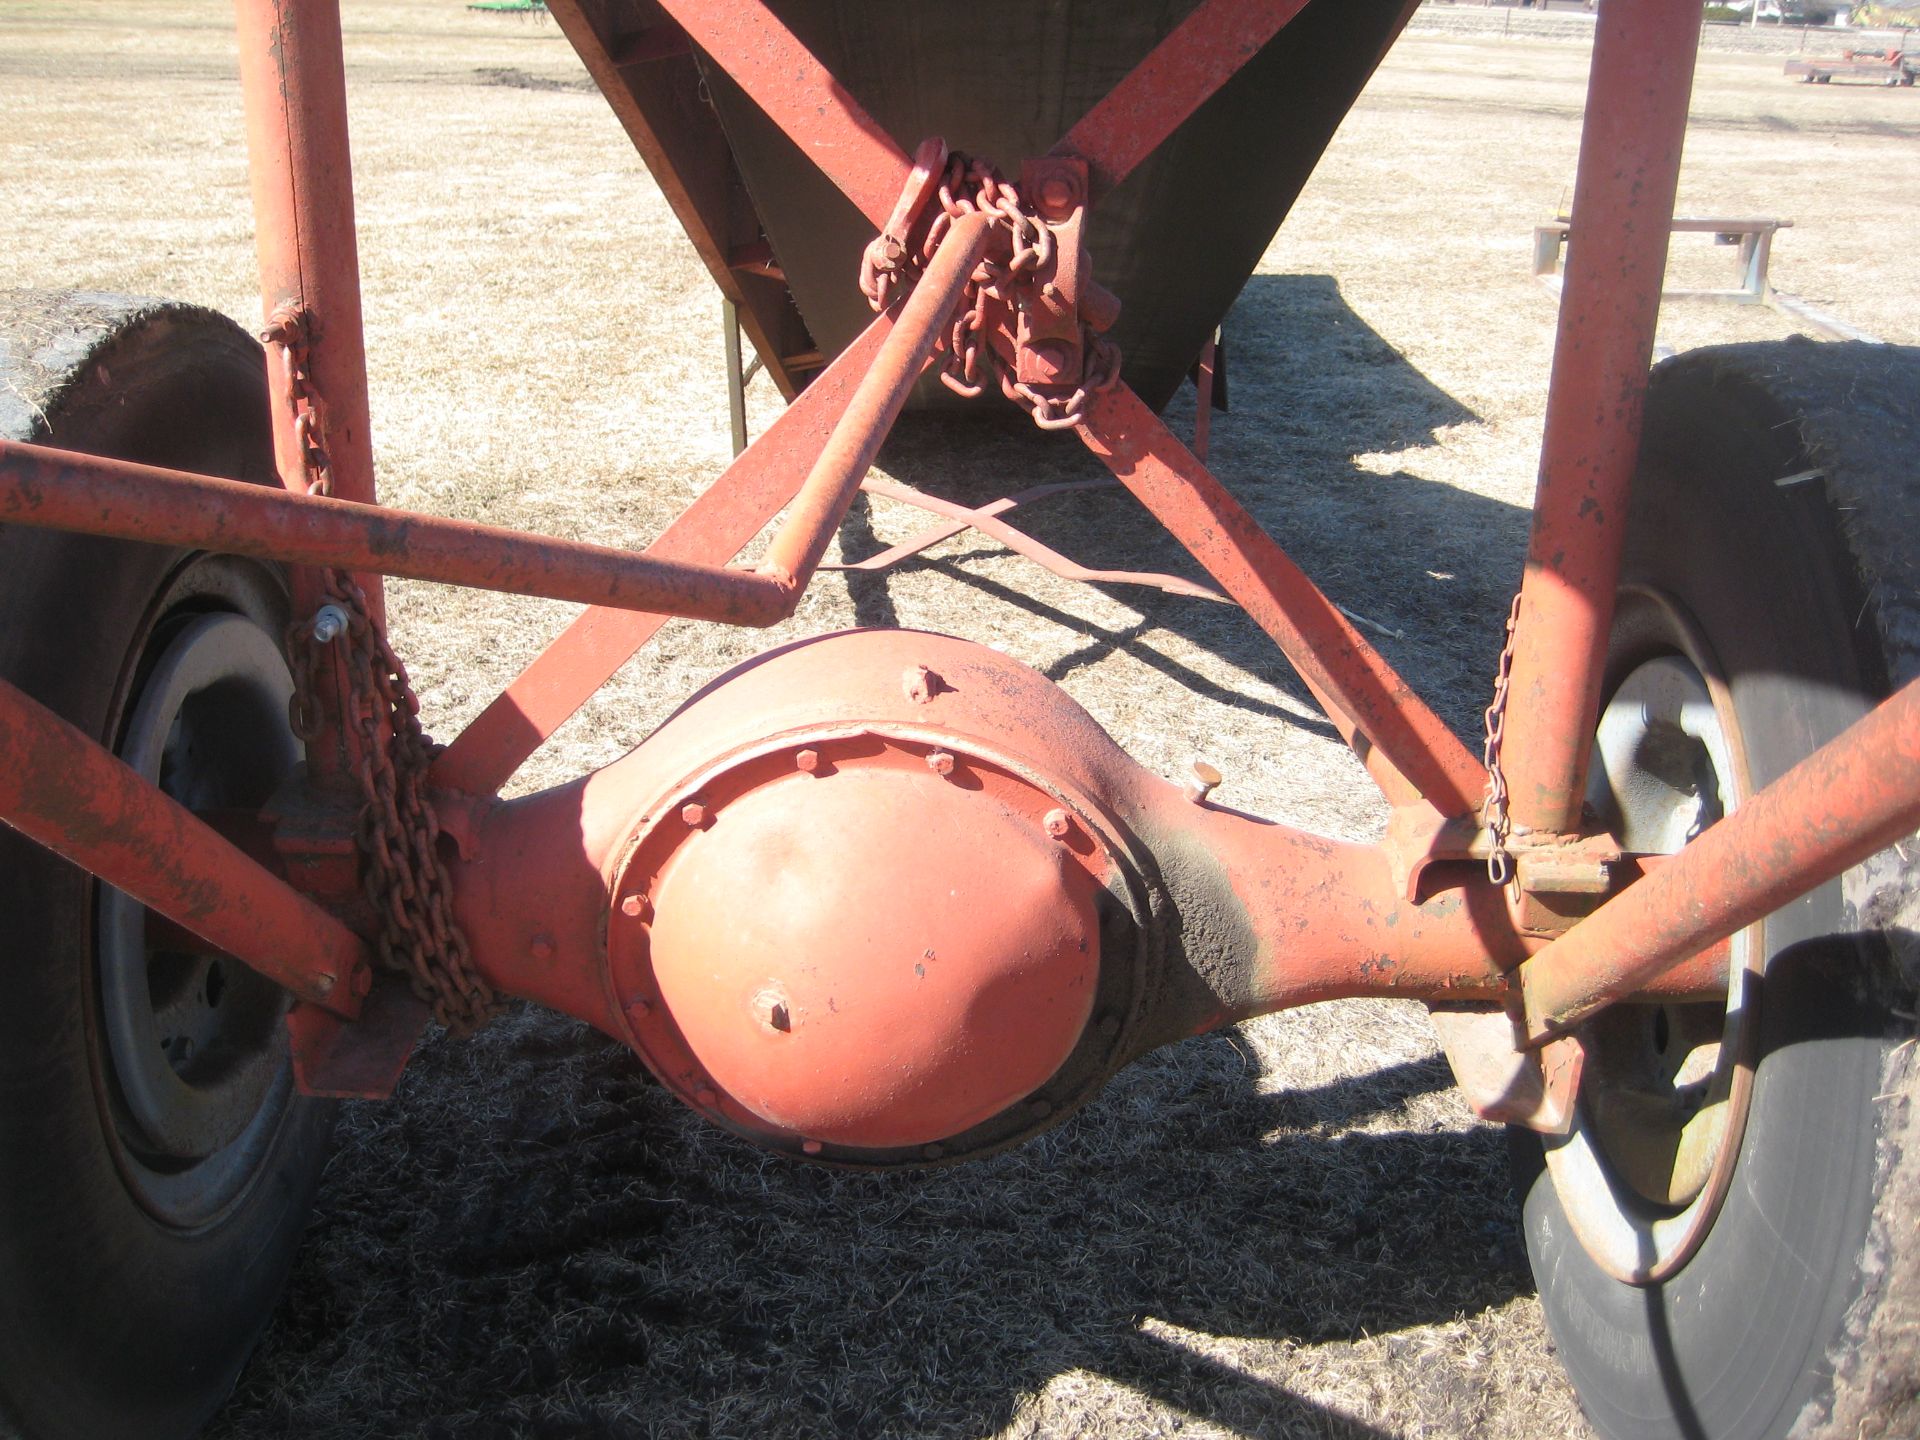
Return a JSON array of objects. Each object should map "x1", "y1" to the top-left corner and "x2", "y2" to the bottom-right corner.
[
  {"x1": 859, "y1": 151, "x2": 1122, "y2": 431},
  {"x1": 1480, "y1": 592, "x2": 1523, "y2": 888},
  {"x1": 263, "y1": 304, "x2": 502, "y2": 1035}
]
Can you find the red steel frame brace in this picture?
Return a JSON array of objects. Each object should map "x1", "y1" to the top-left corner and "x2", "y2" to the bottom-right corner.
[
  {"x1": 1519, "y1": 675, "x2": 1920, "y2": 1044},
  {"x1": 0, "y1": 0, "x2": 1912, "y2": 1089},
  {"x1": 0, "y1": 674, "x2": 370, "y2": 1015},
  {"x1": 1497, "y1": 0, "x2": 1704, "y2": 833},
  {"x1": 0, "y1": 217, "x2": 988, "y2": 635}
]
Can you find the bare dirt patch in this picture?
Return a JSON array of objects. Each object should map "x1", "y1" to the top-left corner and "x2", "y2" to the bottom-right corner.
[{"x1": 2, "y1": 3, "x2": 1916, "y2": 1436}]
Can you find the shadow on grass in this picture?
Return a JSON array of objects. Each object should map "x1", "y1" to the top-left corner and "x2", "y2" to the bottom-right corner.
[
  {"x1": 209, "y1": 279, "x2": 1535, "y2": 1440},
  {"x1": 209, "y1": 1016, "x2": 1521, "y2": 1440}
]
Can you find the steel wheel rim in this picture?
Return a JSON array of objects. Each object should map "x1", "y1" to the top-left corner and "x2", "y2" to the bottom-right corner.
[
  {"x1": 1542, "y1": 588, "x2": 1760, "y2": 1285},
  {"x1": 96, "y1": 609, "x2": 300, "y2": 1226}
]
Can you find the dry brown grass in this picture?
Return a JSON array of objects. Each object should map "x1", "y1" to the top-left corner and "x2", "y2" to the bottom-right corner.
[{"x1": 2, "y1": 3, "x2": 1918, "y2": 1436}]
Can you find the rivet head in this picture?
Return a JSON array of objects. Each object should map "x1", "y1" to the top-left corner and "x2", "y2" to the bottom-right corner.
[
  {"x1": 801, "y1": 1139, "x2": 823, "y2": 1156},
  {"x1": 694, "y1": 1086, "x2": 718, "y2": 1106},
  {"x1": 903, "y1": 664, "x2": 943, "y2": 704},
  {"x1": 1097, "y1": 1013, "x2": 1122, "y2": 1039},
  {"x1": 1040, "y1": 175, "x2": 1075, "y2": 213},
  {"x1": 795, "y1": 748, "x2": 820, "y2": 773},
  {"x1": 1028, "y1": 1098, "x2": 1054, "y2": 1119},
  {"x1": 530, "y1": 934, "x2": 556, "y2": 961},
  {"x1": 922, "y1": 1143, "x2": 946, "y2": 1161},
  {"x1": 620, "y1": 893, "x2": 648, "y2": 919},
  {"x1": 927, "y1": 750, "x2": 955, "y2": 776},
  {"x1": 314, "y1": 972, "x2": 337, "y2": 996},
  {"x1": 352, "y1": 967, "x2": 374, "y2": 998},
  {"x1": 1043, "y1": 808, "x2": 1072, "y2": 840},
  {"x1": 681, "y1": 800, "x2": 708, "y2": 827},
  {"x1": 624, "y1": 996, "x2": 652, "y2": 1019}
]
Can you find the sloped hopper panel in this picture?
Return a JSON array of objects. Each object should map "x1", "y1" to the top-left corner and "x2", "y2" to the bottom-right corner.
[{"x1": 701, "y1": 0, "x2": 1415, "y2": 412}]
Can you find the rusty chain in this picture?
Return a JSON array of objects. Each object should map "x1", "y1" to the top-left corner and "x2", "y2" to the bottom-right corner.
[
  {"x1": 263, "y1": 304, "x2": 501, "y2": 1034},
  {"x1": 859, "y1": 151, "x2": 1121, "y2": 431},
  {"x1": 1480, "y1": 592, "x2": 1523, "y2": 888}
]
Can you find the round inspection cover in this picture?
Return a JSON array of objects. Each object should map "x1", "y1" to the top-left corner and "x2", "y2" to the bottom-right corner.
[{"x1": 643, "y1": 753, "x2": 1101, "y2": 1149}]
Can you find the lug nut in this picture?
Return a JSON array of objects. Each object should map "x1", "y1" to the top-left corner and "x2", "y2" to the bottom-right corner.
[
  {"x1": 681, "y1": 800, "x2": 708, "y2": 827},
  {"x1": 795, "y1": 748, "x2": 820, "y2": 773},
  {"x1": 927, "y1": 750, "x2": 955, "y2": 776},
  {"x1": 1040, "y1": 175, "x2": 1076, "y2": 214},
  {"x1": 313, "y1": 971, "x2": 337, "y2": 996},
  {"x1": 1043, "y1": 808, "x2": 1072, "y2": 840},
  {"x1": 620, "y1": 893, "x2": 649, "y2": 919}
]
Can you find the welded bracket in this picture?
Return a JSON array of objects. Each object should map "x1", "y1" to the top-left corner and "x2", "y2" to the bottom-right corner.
[{"x1": 1428, "y1": 1006, "x2": 1583, "y2": 1134}]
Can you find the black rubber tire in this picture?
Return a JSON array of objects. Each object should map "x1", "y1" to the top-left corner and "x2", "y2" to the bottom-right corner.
[
  {"x1": 0, "y1": 293, "x2": 336, "y2": 1440},
  {"x1": 1512, "y1": 339, "x2": 1920, "y2": 1440}
]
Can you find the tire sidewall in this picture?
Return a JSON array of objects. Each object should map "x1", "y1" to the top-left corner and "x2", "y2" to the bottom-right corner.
[
  {"x1": 0, "y1": 306, "x2": 335, "y2": 1440},
  {"x1": 1516, "y1": 360, "x2": 1899, "y2": 1440}
]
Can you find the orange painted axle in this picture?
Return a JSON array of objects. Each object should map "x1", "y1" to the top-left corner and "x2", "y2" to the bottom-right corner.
[{"x1": 433, "y1": 629, "x2": 1728, "y2": 1158}]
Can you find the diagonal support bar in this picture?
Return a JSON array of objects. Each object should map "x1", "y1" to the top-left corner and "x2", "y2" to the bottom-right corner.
[
  {"x1": 1051, "y1": 0, "x2": 1313, "y2": 198},
  {"x1": 0, "y1": 216, "x2": 989, "y2": 734},
  {"x1": 1520, "y1": 675, "x2": 1920, "y2": 1045},
  {"x1": 755, "y1": 214, "x2": 994, "y2": 586},
  {"x1": 433, "y1": 217, "x2": 989, "y2": 797},
  {"x1": 0, "y1": 674, "x2": 370, "y2": 1016},
  {"x1": 434, "y1": 316, "x2": 895, "y2": 795},
  {"x1": 1077, "y1": 383, "x2": 1485, "y2": 817},
  {"x1": 651, "y1": 0, "x2": 909, "y2": 230}
]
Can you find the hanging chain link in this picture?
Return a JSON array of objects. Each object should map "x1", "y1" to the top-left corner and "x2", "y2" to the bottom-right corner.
[
  {"x1": 859, "y1": 151, "x2": 1122, "y2": 431},
  {"x1": 262, "y1": 304, "x2": 501, "y2": 1035},
  {"x1": 1480, "y1": 593, "x2": 1523, "y2": 888}
]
